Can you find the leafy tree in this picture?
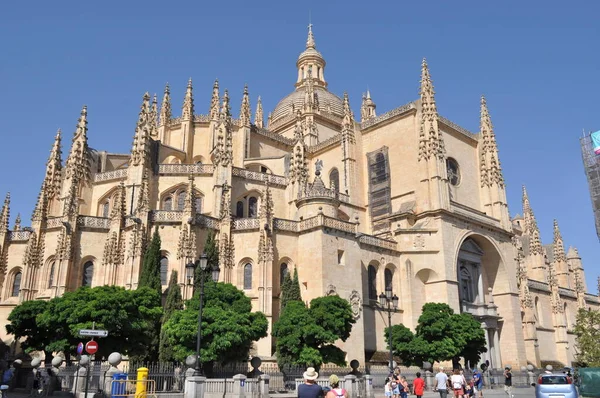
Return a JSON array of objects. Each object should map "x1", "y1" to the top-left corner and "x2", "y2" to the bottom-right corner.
[
  {"x1": 574, "y1": 308, "x2": 600, "y2": 367},
  {"x1": 6, "y1": 300, "x2": 53, "y2": 359},
  {"x1": 273, "y1": 295, "x2": 356, "y2": 370},
  {"x1": 281, "y1": 268, "x2": 302, "y2": 310},
  {"x1": 289, "y1": 268, "x2": 302, "y2": 301},
  {"x1": 195, "y1": 231, "x2": 219, "y2": 292},
  {"x1": 280, "y1": 272, "x2": 292, "y2": 310},
  {"x1": 159, "y1": 271, "x2": 183, "y2": 362},
  {"x1": 163, "y1": 281, "x2": 268, "y2": 376},
  {"x1": 35, "y1": 286, "x2": 162, "y2": 360},
  {"x1": 139, "y1": 228, "x2": 163, "y2": 295},
  {"x1": 386, "y1": 303, "x2": 486, "y2": 368}
]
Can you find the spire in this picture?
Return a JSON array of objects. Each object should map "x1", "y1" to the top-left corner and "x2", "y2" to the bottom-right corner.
[
  {"x1": 13, "y1": 214, "x2": 21, "y2": 231},
  {"x1": 209, "y1": 79, "x2": 220, "y2": 121},
  {"x1": 522, "y1": 186, "x2": 544, "y2": 256},
  {"x1": 553, "y1": 219, "x2": 567, "y2": 263},
  {"x1": 64, "y1": 106, "x2": 91, "y2": 184},
  {"x1": 220, "y1": 89, "x2": 231, "y2": 122},
  {"x1": 255, "y1": 96, "x2": 264, "y2": 129},
  {"x1": 342, "y1": 92, "x2": 354, "y2": 130},
  {"x1": 240, "y1": 85, "x2": 251, "y2": 127},
  {"x1": 306, "y1": 23, "x2": 316, "y2": 49},
  {"x1": 418, "y1": 59, "x2": 445, "y2": 161},
  {"x1": 479, "y1": 96, "x2": 504, "y2": 187},
  {"x1": 149, "y1": 93, "x2": 159, "y2": 137},
  {"x1": 296, "y1": 24, "x2": 327, "y2": 88},
  {"x1": 159, "y1": 83, "x2": 172, "y2": 127},
  {"x1": 44, "y1": 129, "x2": 63, "y2": 200},
  {"x1": 0, "y1": 193, "x2": 10, "y2": 232},
  {"x1": 567, "y1": 246, "x2": 580, "y2": 259},
  {"x1": 360, "y1": 90, "x2": 376, "y2": 122},
  {"x1": 130, "y1": 93, "x2": 152, "y2": 167},
  {"x1": 136, "y1": 172, "x2": 150, "y2": 214},
  {"x1": 110, "y1": 183, "x2": 126, "y2": 221},
  {"x1": 183, "y1": 175, "x2": 197, "y2": 216},
  {"x1": 31, "y1": 184, "x2": 48, "y2": 223},
  {"x1": 213, "y1": 90, "x2": 233, "y2": 166},
  {"x1": 182, "y1": 78, "x2": 194, "y2": 120}
]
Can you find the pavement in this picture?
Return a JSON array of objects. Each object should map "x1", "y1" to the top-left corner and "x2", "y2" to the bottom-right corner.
[{"x1": 374, "y1": 387, "x2": 536, "y2": 398}]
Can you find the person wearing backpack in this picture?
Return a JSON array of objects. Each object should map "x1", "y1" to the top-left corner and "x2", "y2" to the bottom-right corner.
[
  {"x1": 450, "y1": 369, "x2": 467, "y2": 398},
  {"x1": 1, "y1": 364, "x2": 14, "y2": 398},
  {"x1": 325, "y1": 375, "x2": 347, "y2": 398}
]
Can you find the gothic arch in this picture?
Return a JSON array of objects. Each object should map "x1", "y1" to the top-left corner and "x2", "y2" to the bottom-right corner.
[
  {"x1": 4, "y1": 267, "x2": 22, "y2": 300},
  {"x1": 276, "y1": 257, "x2": 295, "y2": 292},
  {"x1": 413, "y1": 267, "x2": 440, "y2": 317},
  {"x1": 160, "y1": 184, "x2": 205, "y2": 212},
  {"x1": 43, "y1": 256, "x2": 57, "y2": 290},
  {"x1": 192, "y1": 155, "x2": 205, "y2": 164},
  {"x1": 366, "y1": 260, "x2": 380, "y2": 302},
  {"x1": 79, "y1": 256, "x2": 97, "y2": 288},
  {"x1": 164, "y1": 155, "x2": 183, "y2": 164},
  {"x1": 96, "y1": 186, "x2": 122, "y2": 217},
  {"x1": 234, "y1": 191, "x2": 261, "y2": 218},
  {"x1": 237, "y1": 257, "x2": 254, "y2": 291},
  {"x1": 329, "y1": 168, "x2": 340, "y2": 191}
]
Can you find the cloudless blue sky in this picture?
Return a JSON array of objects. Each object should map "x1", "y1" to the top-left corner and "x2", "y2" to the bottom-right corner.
[{"x1": 1, "y1": 1, "x2": 599, "y2": 291}]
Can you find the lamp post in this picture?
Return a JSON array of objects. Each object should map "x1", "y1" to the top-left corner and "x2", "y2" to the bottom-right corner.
[
  {"x1": 379, "y1": 285, "x2": 399, "y2": 373},
  {"x1": 185, "y1": 252, "x2": 220, "y2": 376}
]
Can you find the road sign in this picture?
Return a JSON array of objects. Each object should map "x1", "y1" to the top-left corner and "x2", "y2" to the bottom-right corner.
[
  {"x1": 79, "y1": 329, "x2": 108, "y2": 337},
  {"x1": 76, "y1": 342, "x2": 84, "y2": 355},
  {"x1": 85, "y1": 341, "x2": 98, "y2": 355}
]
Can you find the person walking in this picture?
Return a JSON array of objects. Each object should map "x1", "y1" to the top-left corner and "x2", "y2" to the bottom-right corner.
[
  {"x1": 325, "y1": 375, "x2": 347, "y2": 398},
  {"x1": 392, "y1": 368, "x2": 402, "y2": 398},
  {"x1": 298, "y1": 367, "x2": 323, "y2": 398},
  {"x1": 503, "y1": 366, "x2": 513, "y2": 398},
  {"x1": 450, "y1": 369, "x2": 467, "y2": 398},
  {"x1": 472, "y1": 369, "x2": 483, "y2": 398},
  {"x1": 412, "y1": 372, "x2": 425, "y2": 398},
  {"x1": 434, "y1": 367, "x2": 449, "y2": 398}
]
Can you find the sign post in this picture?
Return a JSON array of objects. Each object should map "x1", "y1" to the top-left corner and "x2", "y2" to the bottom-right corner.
[
  {"x1": 78, "y1": 323, "x2": 107, "y2": 398},
  {"x1": 85, "y1": 341, "x2": 98, "y2": 355},
  {"x1": 77, "y1": 343, "x2": 84, "y2": 355}
]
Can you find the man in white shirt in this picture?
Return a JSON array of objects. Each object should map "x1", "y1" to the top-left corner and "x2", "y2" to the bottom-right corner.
[{"x1": 435, "y1": 367, "x2": 449, "y2": 398}]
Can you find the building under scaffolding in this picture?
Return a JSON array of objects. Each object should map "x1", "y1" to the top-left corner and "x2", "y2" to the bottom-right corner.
[{"x1": 580, "y1": 132, "x2": 600, "y2": 241}]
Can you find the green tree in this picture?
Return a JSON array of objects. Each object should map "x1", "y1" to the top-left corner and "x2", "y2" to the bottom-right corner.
[
  {"x1": 6, "y1": 300, "x2": 53, "y2": 359},
  {"x1": 163, "y1": 281, "x2": 268, "y2": 376},
  {"x1": 386, "y1": 303, "x2": 486, "y2": 368},
  {"x1": 273, "y1": 295, "x2": 356, "y2": 370},
  {"x1": 280, "y1": 268, "x2": 302, "y2": 310},
  {"x1": 139, "y1": 228, "x2": 163, "y2": 295},
  {"x1": 280, "y1": 272, "x2": 292, "y2": 310},
  {"x1": 195, "y1": 231, "x2": 219, "y2": 292},
  {"x1": 574, "y1": 308, "x2": 600, "y2": 367},
  {"x1": 159, "y1": 271, "x2": 183, "y2": 362}
]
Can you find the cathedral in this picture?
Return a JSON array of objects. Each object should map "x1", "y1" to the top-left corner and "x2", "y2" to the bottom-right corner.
[{"x1": 0, "y1": 25, "x2": 598, "y2": 368}]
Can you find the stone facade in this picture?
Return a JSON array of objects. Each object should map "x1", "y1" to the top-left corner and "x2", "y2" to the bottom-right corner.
[{"x1": 0, "y1": 25, "x2": 598, "y2": 368}]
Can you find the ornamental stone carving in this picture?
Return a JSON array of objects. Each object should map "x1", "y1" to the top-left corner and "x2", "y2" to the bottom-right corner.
[
  {"x1": 326, "y1": 284, "x2": 337, "y2": 296},
  {"x1": 348, "y1": 290, "x2": 362, "y2": 319}
]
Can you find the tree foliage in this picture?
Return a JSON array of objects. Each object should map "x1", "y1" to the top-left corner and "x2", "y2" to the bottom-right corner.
[
  {"x1": 280, "y1": 268, "x2": 302, "y2": 310},
  {"x1": 273, "y1": 295, "x2": 356, "y2": 370},
  {"x1": 139, "y1": 228, "x2": 162, "y2": 295},
  {"x1": 163, "y1": 282, "x2": 268, "y2": 374},
  {"x1": 386, "y1": 303, "x2": 487, "y2": 367},
  {"x1": 574, "y1": 308, "x2": 600, "y2": 367},
  {"x1": 6, "y1": 286, "x2": 162, "y2": 360},
  {"x1": 195, "y1": 231, "x2": 219, "y2": 292},
  {"x1": 159, "y1": 271, "x2": 183, "y2": 362}
]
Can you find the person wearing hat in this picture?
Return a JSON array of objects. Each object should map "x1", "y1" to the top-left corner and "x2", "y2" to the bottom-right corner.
[
  {"x1": 325, "y1": 374, "x2": 347, "y2": 398},
  {"x1": 299, "y1": 367, "x2": 323, "y2": 398},
  {"x1": 503, "y1": 366, "x2": 513, "y2": 398}
]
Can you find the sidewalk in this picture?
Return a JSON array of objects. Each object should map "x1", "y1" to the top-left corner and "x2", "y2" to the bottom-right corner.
[{"x1": 375, "y1": 388, "x2": 536, "y2": 398}]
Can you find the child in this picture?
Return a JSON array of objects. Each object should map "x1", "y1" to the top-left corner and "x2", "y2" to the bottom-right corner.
[
  {"x1": 412, "y1": 372, "x2": 425, "y2": 398},
  {"x1": 400, "y1": 376, "x2": 409, "y2": 398},
  {"x1": 385, "y1": 376, "x2": 393, "y2": 398}
]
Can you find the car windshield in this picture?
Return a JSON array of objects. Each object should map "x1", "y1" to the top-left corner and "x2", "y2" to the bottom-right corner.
[{"x1": 540, "y1": 376, "x2": 568, "y2": 385}]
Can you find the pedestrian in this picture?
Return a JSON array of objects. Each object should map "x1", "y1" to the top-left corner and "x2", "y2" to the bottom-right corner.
[
  {"x1": 298, "y1": 367, "x2": 323, "y2": 398},
  {"x1": 0, "y1": 364, "x2": 13, "y2": 398},
  {"x1": 385, "y1": 376, "x2": 393, "y2": 398},
  {"x1": 434, "y1": 367, "x2": 449, "y2": 398},
  {"x1": 393, "y1": 368, "x2": 402, "y2": 398},
  {"x1": 325, "y1": 375, "x2": 347, "y2": 398},
  {"x1": 503, "y1": 366, "x2": 513, "y2": 398},
  {"x1": 472, "y1": 368, "x2": 483, "y2": 398},
  {"x1": 450, "y1": 369, "x2": 467, "y2": 398},
  {"x1": 399, "y1": 376, "x2": 409, "y2": 398},
  {"x1": 412, "y1": 372, "x2": 425, "y2": 398}
]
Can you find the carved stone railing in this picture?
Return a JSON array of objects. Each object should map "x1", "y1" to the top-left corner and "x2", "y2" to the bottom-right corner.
[
  {"x1": 232, "y1": 218, "x2": 260, "y2": 230},
  {"x1": 439, "y1": 116, "x2": 478, "y2": 140},
  {"x1": 360, "y1": 102, "x2": 416, "y2": 130},
  {"x1": 193, "y1": 114, "x2": 211, "y2": 123},
  {"x1": 94, "y1": 168, "x2": 128, "y2": 183},
  {"x1": 273, "y1": 218, "x2": 299, "y2": 232},
  {"x1": 8, "y1": 231, "x2": 32, "y2": 241},
  {"x1": 323, "y1": 216, "x2": 357, "y2": 234},
  {"x1": 169, "y1": 117, "x2": 182, "y2": 126},
  {"x1": 232, "y1": 167, "x2": 288, "y2": 186},
  {"x1": 149, "y1": 211, "x2": 183, "y2": 223},
  {"x1": 358, "y1": 234, "x2": 397, "y2": 251},
  {"x1": 46, "y1": 217, "x2": 63, "y2": 229},
  {"x1": 77, "y1": 216, "x2": 110, "y2": 230},
  {"x1": 268, "y1": 113, "x2": 297, "y2": 131},
  {"x1": 308, "y1": 135, "x2": 341, "y2": 154},
  {"x1": 252, "y1": 127, "x2": 295, "y2": 146},
  {"x1": 195, "y1": 214, "x2": 220, "y2": 229},
  {"x1": 298, "y1": 179, "x2": 349, "y2": 203},
  {"x1": 158, "y1": 164, "x2": 215, "y2": 175}
]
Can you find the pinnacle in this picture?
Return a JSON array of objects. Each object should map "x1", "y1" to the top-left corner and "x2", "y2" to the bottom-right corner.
[
  {"x1": 243, "y1": 84, "x2": 249, "y2": 95},
  {"x1": 306, "y1": 23, "x2": 316, "y2": 49},
  {"x1": 187, "y1": 78, "x2": 193, "y2": 88},
  {"x1": 164, "y1": 82, "x2": 170, "y2": 94},
  {"x1": 152, "y1": 93, "x2": 158, "y2": 104},
  {"x1": 553, "y1": 219, "x2": 564, "y2": 243}
]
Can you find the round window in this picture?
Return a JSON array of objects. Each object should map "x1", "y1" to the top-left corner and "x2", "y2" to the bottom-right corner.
[{"x1": 446, "y1": 158, "x2": 460, "y2": 186}]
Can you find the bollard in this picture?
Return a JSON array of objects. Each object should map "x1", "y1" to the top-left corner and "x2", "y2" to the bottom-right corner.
[
  {"x1": 259, "y1": 374, "x2": 270, "y2": 398},
  {"x1": 233, "y1": 374, "x2": 247, "y2": 398},
  {"x1": 344, "y1": 375, "x2": 357, "y2": 398},
  {"x1": 364, "y1": 375, "x2": 374, "y2": 398},
  {"x1": 135, "y1": 367, "x2": 149, "y2": 398}
]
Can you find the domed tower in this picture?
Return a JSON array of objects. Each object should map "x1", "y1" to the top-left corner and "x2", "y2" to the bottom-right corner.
[{"x1": 295, "y1": 24, "x2": 327, "y2": 89}]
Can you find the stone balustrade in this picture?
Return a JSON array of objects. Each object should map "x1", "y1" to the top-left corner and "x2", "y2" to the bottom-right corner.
[
  {"x1": 77, "y1": 216, "x2": 110, "y2": 230},
  {"x1": 232, "y1": 218, "x2": 260, "y2": 230},
  {"x1": 158, "y1": 164, "x2": 215, "y2": 175},
  {"x1": 357, "y1": 234, "x2": 398, "y2": 251},
  {"x1": 232, "y1": 167, "x2": 287, "y2": 186},
  {"x1": 93, "y1": 168, "x2": 128, "y2": 183},
  {"x1": 8, "y1": 231, "x2": 31, "y2": 241}
]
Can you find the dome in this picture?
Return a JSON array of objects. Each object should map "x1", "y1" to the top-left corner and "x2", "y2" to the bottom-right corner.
[{"x1": 271, "y1": 86, "x2": 344, "y2": 123}]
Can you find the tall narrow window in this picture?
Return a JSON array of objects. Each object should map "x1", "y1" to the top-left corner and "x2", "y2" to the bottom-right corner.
[
  {"x1": 177, "y1": 192, "x2": 185, "y2": 211},
  {"x1": 236, "y1": 201, "x2": 244, "y2": 218},
  {"x1": 11, "y1": 272, "x2": 21, "y2": 297},
  {"x1": 163, "y1": 197, "x2": 173, "y2": 211},
  {"x1": 368, "y1": 265, "x2": 377, "y2": 301},
  {"x1": 48, "y1": 262, "x2": 55, "y2": 288},
  {"x1": 280, "y1": 263, "x2": 289, "y2": 286},
  {"x1": 160, "y1": 256, "x2": 168, "y2": 285},
  {"x1": 102, "y1": 201, "x2": 110, "y2": 218},
  {"x1": 244, "y1": 263, "x2": 252, "y2": 290},
  {"x1": 248, "y1": 197, "x2": 258, "y2": 218},
  {"x1": 367, "y1": 148, "x2": 392, "y2": 222},
  {"x1": 195, "y1": 197, "x2": 203, "y2": 213},
  {"x1": 329, "y1": 169, "x2": 340, "y2": 191},
  {"x1": 384, "y1": 268, "x2": 393, "y2": 291},
  {"x1": 82, "y1": 261, "x2": 94, "y2": 287}
]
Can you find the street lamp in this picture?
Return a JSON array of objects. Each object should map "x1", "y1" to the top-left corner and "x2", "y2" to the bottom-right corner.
[
  {"x1": 185, "y1": 252, "x2": 220, "y2": 376},
  {"x1": 379, "y1": 285, "x2": 399, "y2": 373}
]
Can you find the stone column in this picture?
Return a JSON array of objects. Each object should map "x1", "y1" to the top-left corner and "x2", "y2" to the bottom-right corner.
[
  {"x1": 344, "y1": 375, "x2": 356, "y2": 398},
  {"x1": 184, "y1": 376, "x2": 206, "y2": 398},
  {"x1": 104, "y1": 353, "x2": 122, "y2": 398},
  {"x1": 259, "y1": 374, "x2": 270, "y2": 398},
  {"x1": 232, "y1": 374, "x2": 247, "y2": 398},
  {"x1": 492, "y1": 329, "x2": 501, "y2": 368},
  {"x1": 365, "y1": 375, "x2": 375, "y2": 398}
]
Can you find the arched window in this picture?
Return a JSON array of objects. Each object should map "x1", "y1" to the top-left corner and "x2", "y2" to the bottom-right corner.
[
  {"x1": 280, "y1": 263, "x2": 289, "y2": 286},
  {"x1": 248, "y1": 197, "x2": 258, "y2": 218},
  {"x1": 163, "y1": 197, "x2": 173, "y2": 211},
  {"x1": 160, "y1": 256, "x2": 168, "y2": 285},
  {"x1": 368, "y1": 265, "x2": 377, "y2": 301},
  {"x1": 177, "y1": 192, "x2": 186, "y2": 211},
  {"x1": 102, "y1": 201, "x2": 110, "y2": 218},
  {"x1": 372, "y1": 152, "x2": 388, "y2": 184},
  {"x1": 82, "y1": 261, "x2": 94, "y2": 287},
  {"x1": 244, "y1": 263, "x2": 252, "y2": 290},
  {"x1": 384, "y1": 268, "x2": 393, "y2": 291},
  {"x1": 459, "y1": 266, "x2": 474, "y2": 303},
  {"x1": 236, "y1": 201, "x2": 244, "y2": 218},
  {"x1": 48, "y1": 262, "x2": 55, "y2": 288},
  {"x1": 329, "y1": 169, "x2": 340, "y2": 191},
  {"x1": 11, "y1": 272, "x2": 21, "y2": 297},
  {"x1": 195, "y1": 197, "x2": 203, "y2": 213},
  {"x1": 446, "y1": 158, "x2": 460, "y2": 186}
]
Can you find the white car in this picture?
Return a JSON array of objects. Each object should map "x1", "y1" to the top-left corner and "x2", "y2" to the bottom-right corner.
[{"x1": 535, "y1": 374, "x2": 577, "y2": 398}]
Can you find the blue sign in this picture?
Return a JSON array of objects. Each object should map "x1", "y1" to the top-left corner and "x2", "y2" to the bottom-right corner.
[
  {"x1": 240, "y1": 380, "x2": 245, "y2": 387},
  {"x1": 76, "y1": 342, "x2": 84, "y2": 355}
]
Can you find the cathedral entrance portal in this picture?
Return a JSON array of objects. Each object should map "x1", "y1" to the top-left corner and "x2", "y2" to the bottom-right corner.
[{"x1": 457, "y1": 236, "x2": 505, "y2": 369}]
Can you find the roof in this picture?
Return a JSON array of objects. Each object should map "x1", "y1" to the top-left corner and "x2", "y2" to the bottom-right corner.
[{"x1": 271, "y1": 86, "x2": 344, "y2": 124}]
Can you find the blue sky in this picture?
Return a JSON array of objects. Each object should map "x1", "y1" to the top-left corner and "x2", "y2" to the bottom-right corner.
[{"x1": 1, "y1": 1, "x2": 599, "y2": 291}]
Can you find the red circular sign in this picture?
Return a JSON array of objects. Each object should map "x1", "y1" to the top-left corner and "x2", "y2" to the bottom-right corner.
[{"x1": 85, "y1": 341, "x2": 98, "y2": 355}]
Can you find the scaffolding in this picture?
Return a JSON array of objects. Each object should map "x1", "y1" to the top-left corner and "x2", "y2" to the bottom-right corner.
[{"x1": 580, "y1": 133, "x2": 600, "y2": 241}]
